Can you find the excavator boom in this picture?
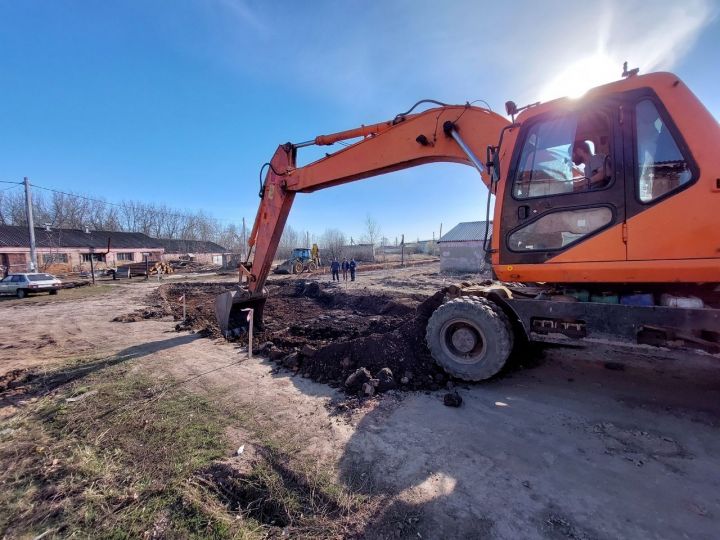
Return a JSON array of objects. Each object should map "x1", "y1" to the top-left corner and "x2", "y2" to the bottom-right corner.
[{"x1": 214, "y1": 104, "x2": 509, "y2": 335}]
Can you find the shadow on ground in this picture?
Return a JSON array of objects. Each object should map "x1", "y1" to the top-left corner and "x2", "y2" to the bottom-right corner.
[{"x1": 0, "y1": 334, "x2": 200, "y2": 414}]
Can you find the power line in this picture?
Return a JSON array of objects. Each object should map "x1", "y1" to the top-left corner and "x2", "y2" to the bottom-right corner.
[
  {"x1": 32, "y1": 183, "x2": 126, "y2": 208},
  {"x1": 8, "y1": 179, "x2": 242, "y2": 225}
]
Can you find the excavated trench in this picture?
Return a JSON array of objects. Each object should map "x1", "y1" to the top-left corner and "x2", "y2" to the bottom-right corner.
[{"x1": 153, "y1": 280, "x2": 452, "y2": 392}]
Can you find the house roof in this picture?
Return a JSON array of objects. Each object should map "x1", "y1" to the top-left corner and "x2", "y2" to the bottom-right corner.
[
  {"x1": 154, "y1": 238, "x2": 227, "y2": 254},
  {"x1": 438, "y1": 221, "x2": 493, "y2": 243},
  {"x1": 0, "y1": 225, "x2": 163, "y2": 249}
]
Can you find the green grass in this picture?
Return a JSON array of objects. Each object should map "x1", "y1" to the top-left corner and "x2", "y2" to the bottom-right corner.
[
  {"x1": 0, "y1": 369, "x2": 253, "y2": 539},
  {"x1": 0, "y1": 362, "x2": 373, "y2": 539}
]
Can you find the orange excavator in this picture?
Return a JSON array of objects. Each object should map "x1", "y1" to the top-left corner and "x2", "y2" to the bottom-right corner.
[{"x1": 216, "y1": 68, "x2": 720, "y2": 380}]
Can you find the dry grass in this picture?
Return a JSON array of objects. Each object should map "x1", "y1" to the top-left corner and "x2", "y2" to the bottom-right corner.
[
  {"x1": 0, "y1": 284, "x2": 113, "y2": 305},
  {"x1": 0, "y1": 361, "x2": 375, "y2": 539}
]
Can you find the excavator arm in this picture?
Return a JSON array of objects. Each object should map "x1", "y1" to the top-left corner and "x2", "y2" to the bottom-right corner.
[{"x1": 215, "y1": 104, "x2": 510, "y2": 335}]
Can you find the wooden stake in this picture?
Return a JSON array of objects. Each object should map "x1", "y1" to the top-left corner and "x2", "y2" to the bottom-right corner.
[{"x1": 246, "y1": 308, "x2": 254, "y2": 359}]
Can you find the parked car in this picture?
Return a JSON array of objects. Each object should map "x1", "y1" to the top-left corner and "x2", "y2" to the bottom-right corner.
[{"x1": 0, "y1": 273, "x2": 63, "y2": 298}]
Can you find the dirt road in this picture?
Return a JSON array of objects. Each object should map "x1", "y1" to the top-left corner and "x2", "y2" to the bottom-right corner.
[{"x1": 1, "y1": 267, "x2": 719, "y2": 539}]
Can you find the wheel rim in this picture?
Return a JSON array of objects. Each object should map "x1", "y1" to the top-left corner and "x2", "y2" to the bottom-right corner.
[{"x1": 440, "y1": 317, "x2": 486, "y2": 364}]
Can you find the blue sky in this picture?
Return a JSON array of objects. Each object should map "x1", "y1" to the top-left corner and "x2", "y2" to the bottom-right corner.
[{"x1": 1, "y1": 0, "x2": 718, "y2": 242}]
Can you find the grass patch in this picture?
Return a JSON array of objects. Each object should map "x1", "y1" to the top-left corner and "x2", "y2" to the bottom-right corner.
[
  {"x1": 0, "y1": 368, "x2": 252, "y2": 539},
  {"x1": 0, "y1": 362, "x2": 375, "y2": 539}
]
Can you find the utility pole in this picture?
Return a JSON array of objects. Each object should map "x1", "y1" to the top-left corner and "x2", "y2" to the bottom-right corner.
[
  {"x1": 88, "y1": 247, "x2": 96, "y2": 285},
  {"x1": 24, "y1": 177, "x2": 37, "y2": 272},
  {"x1": 401, "y1": 234, "x2": 405, "y2": 267}
]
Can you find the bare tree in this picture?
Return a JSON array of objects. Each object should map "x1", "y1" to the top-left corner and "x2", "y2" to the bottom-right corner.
[
  {"x1": 1, "y1": 190, "x2": 28, "y2": 225},
  {"x1": 320, "y1": 228, "x2": 346, "y2": 260},
  {"x1": 0, "y1": 191, "x2": 12, "y2": 224},
  {"x1": 277, "y1": 225, "x2": 299, "y2": 260},
  {"x1": 218, "y1": 223, "x2": 241, "y2": 252},
  {"x1": 362, "y1": 214, "x2": 381, "y2": 246},
  {"x1": 0, "y1": 187, "x2": 249, "y2": 247}
]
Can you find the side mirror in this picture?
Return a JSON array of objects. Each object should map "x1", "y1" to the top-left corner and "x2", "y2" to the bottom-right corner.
[{"x1": 505, "y1": 101, "x2": 518, "y2": 116}]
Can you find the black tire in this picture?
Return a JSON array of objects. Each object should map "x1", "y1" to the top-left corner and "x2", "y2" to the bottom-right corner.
[
  {"x1": 293, "y1": 261, "x2": 303, "y2": 274},
  {"x1": 307, "y1": 261, "x2": 318, "y2": 273},
  {"x1": 16, "y1": 289, "x2": 26, "y2": 299},
  {"x1": 426, "y1": 296, "x2": 514, "y2": 381}
]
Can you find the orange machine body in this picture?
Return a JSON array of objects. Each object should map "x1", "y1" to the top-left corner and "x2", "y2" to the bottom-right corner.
[
  {"x1": 245, "y1": 73, "x2": 719, "y2": 294},
  {"x1": 492, "y1": 72, "x2": 720, "y2": 283}
]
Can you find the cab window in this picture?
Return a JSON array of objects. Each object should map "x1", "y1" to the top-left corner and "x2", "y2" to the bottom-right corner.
[
  {"x1": 513, "y1": 111, "x2": 613, "y2": 199},
  {"x1": 508, "y1": 207, "x2": 613, "y2": 251},
  {"x1": 635, "y1": 100, "x2": 692, "y2": 202}
]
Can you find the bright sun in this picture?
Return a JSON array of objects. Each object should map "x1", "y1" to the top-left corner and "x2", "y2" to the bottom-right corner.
[{"x1": 539, "y1": 53, "x2": 621, "y2": 102}]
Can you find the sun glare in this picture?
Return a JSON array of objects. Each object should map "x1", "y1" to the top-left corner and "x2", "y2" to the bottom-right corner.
[{"x1": 540, "y1": 53, "x2": 620, "y2": 102}]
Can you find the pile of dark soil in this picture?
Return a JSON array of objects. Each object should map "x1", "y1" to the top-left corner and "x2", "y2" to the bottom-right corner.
[
  {"x1": 156, "y1": 279, "x2": 450, "y2": 392},
  {"x1": 112, "y1": 307, "x2": 168, "y2": 323},
  {"x1": 283, "y1": 290, "x2": 449, "y2": 392},
  {"x1": 155, "y1": 282, "x2": 239, "y2": 336}
]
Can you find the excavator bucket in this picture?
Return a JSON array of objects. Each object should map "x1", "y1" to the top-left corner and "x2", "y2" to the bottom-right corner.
[{"x1": 214, "y1": 287, "x2": 267, "y2": 338}]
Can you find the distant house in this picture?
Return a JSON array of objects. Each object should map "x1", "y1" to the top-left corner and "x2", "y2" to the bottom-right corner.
[
  {"x1": 437, "y1": 221, "x2": 492, "y2": 273},
  {"x1": 0, "y1": 225, "x2": 164, "y2": 275},
  {"x1": 155, "y1": 238, "x2": 228, "y2": 265},
  {"x1": 0, "y1": 225, "x2": 228, "y2": 275}
]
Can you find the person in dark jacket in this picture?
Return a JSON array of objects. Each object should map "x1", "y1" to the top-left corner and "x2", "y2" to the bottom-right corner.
[
  {"x1": 330, "y1": 258, "x2": 340, "y2": 281},
  {"x1": 341, "y1": 258, "x2": 349, "y2": 281},
  {"x1": 349, "y1": 258, "x2": 357, "y2": 281}
]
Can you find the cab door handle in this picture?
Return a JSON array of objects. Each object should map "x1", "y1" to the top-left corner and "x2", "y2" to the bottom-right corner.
[{"x1": 518, "y1": 205, "x2": 530, "y2": 220}]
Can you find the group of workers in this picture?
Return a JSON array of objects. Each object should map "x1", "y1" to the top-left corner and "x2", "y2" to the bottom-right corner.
[{"x1": 330, "y1": 257, "x2": 356, "y2": 282}]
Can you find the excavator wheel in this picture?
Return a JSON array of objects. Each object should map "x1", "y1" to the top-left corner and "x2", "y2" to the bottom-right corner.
[
  {"x1": 306, "y1": 261, "x2": 318, "y2": 273},
  {"x1": 293, "y1": 261, "x2": 304, "y2": 274},
  {"x1": 426, "y1": 296, "x2": 514, "y2": 381}
]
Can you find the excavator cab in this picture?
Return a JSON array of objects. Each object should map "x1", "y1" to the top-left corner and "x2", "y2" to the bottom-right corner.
[{"x1": 291, "y1": 248, "x2": 311, "y2": 260}]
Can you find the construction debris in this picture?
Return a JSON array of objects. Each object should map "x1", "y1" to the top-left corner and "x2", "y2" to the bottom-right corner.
[
  {"x1": 112, "y1": 308, "x2": 168, "y2": 323},
  {"x1": 150, "y1": 261, "x2": 174, "y2": 275},
  {"x1": 345, "y1": 368, "x2": 371, "y2": 392},
  {"x1": 115, "y1": 260, "x2": 174, "y2": 278},
  {"x1": 168, "y1": 260, "x2": 222, "y2": 273},
  {"x1": 443, "y1": 391, "x2": 463, "y2": 407}
]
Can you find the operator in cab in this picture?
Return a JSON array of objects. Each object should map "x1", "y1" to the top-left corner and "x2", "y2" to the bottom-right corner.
[{"x1": 572, "y1": 140, "x2": 610, "y2": 190}]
